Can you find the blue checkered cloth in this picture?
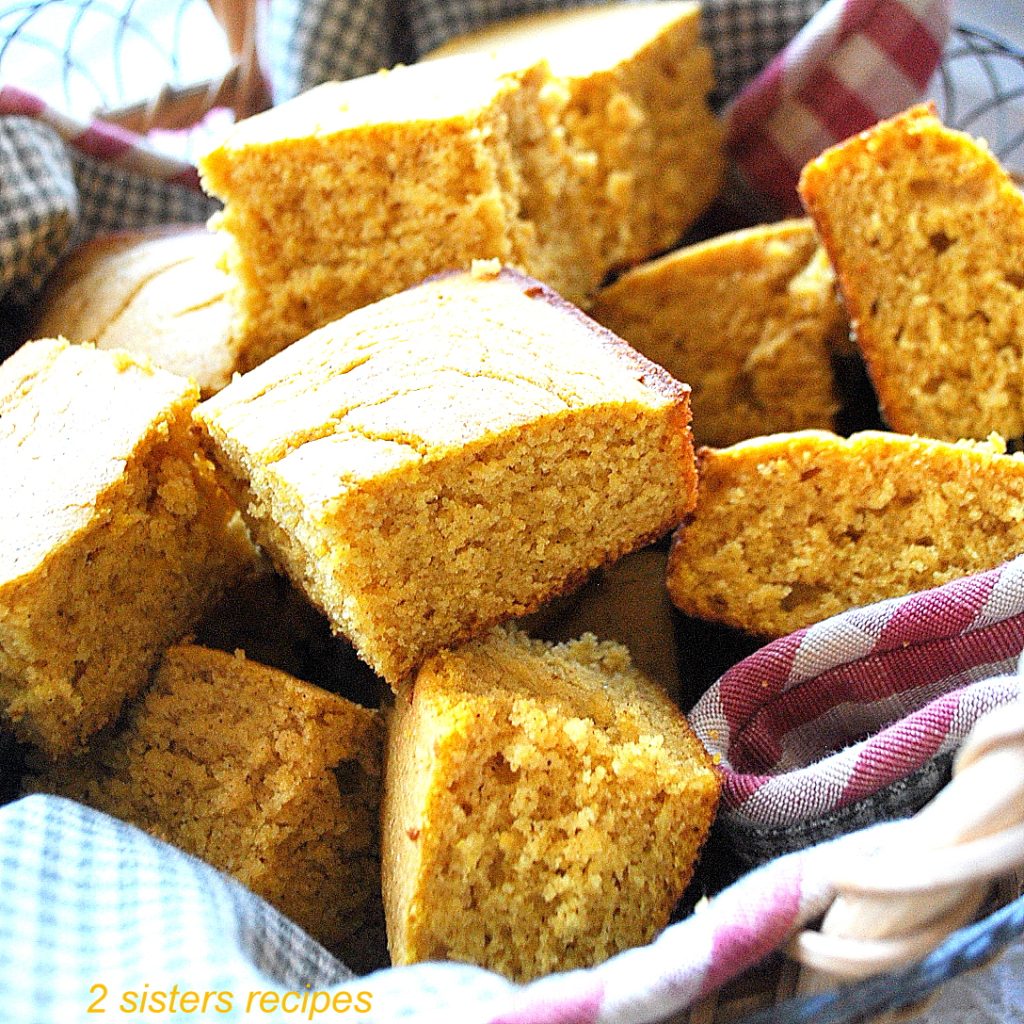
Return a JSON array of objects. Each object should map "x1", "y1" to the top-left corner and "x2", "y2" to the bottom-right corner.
[{"x1": 2, "y1": 795, "x2": 1023, "y2": 1024}]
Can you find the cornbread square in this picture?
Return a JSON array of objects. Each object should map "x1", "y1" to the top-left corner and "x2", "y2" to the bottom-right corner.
[
  {"x1": 427, "y1": 1, "x2": 724, "y2": 269},
  {"x1": 381, "y1": 626, "x2": 719, "y2": 981},
  {"x1": 195, "y1": 267, "x2": 697, "y2": 686},
  {"x1": 0, "y1": 339, "x2": 251, "y2": 758},
  {"x1": 591, "y1": 219, "x2": 846, "y2": 447},
  {"x1": 668, "y1": 430, "x2": 1024, "y2": 637},
  {"x1": 36, "y1": 227, "x2": 237, "y2": 394},
  {"x1": 32, "y1": 645, "x2": 384, "y2": 966},
  {"x1": 799, "y1": 104, "x2": 1024, "y2": 441},
  {"x1": 200, "y1": 59, "x2": 588, "y2": 363}
]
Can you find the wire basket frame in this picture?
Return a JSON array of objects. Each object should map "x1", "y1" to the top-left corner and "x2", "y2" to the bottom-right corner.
[
  {"x1": 0, "y1": 0, "x2": 266, "y2": 156},
  {"x1": 934, "y1": 22, "x2": 1024, "y2": 172}
]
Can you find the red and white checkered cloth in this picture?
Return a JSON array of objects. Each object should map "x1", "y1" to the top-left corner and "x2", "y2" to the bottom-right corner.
[
  {"x1": 693, "y1": 555, "x2": 1024, "y2": 863},
  {"x1": 727, "y1": 0, "x2": 951, "y2": 211}
]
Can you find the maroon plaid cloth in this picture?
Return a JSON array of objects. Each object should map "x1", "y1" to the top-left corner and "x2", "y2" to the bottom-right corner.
[
  {"x1": 692, "y1": 556, "x2": 1024, "y2": 863},
  {"x1": 727, "y1": 0, "x2": 951, "y2": 212}
]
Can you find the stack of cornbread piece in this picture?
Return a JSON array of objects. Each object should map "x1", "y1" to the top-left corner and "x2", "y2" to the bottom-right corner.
[
  {"x1": 9, "y1": 0, "x2": 1024, "y2": 989},
  {"x1": 8, "y1": 3, "x2": 723, "y2": 982}
]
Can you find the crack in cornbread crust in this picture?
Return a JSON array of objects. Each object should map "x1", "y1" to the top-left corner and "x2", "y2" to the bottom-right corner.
[
  {"x1": 30, "y1": 645, "x2": 384, "y2": 968},
  {"x1": 381, "y1": 626, "x2": 720, "y2": 981},
  {"x1": 0, "y1": 340, "x2": 252, "y2": 757},
  {"x1": 196, "y1": 269, "x2": 696, "y2": 684},
  {"x1": 591, "y1": 219, "x2": 847, "y2": 447},
  {"x1": 667, "y1": 429, "x2": 1024, "y2": 638},
  {"x1": 799, "y1": 103, "x2": 1024, "y2": 441}
]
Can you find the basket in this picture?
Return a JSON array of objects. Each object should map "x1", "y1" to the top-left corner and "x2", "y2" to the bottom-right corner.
[{"x1": 1, "y1": 4, "x2": 1024, "y2": 1023}]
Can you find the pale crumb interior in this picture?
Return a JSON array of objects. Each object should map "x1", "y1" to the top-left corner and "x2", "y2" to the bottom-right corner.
[
  {"x1": 0, "y1": 342, "x2": 251, "y2": 758},
  {"x1": 197, "y1": 272, "x2": 694, "y2": 685},
  {"x1": 199, "y1": 11, "x2": 722, "y2": 359},
  {"x1": 668, "y1": 430, "x2": 1024, "y2": 636},
  {"x1": 800, "y1": 107, "x2": 1024, "y2": 440},
  {"x1": 593, "y1": 220, "x2": 845, "y2": 447},
  {"x1": 31, "y1": 645, "x2": 385, "y2": 969},
  {"x1": 386, "y1": 627, "x2": 718, "y2": 981}
]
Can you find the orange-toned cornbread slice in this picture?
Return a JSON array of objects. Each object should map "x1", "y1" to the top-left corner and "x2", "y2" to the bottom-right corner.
[
  {"x1": 195, "y1": 266, "x2": 696, "y2": 686},
  {"x1": 800, "y1": 104, "x2": 1024, "y2": 441},
  {"x1": 381, "y1": 626, "x2": 719, "y2": 981},
  {"x1": 668, "y1": 430, "x2": 1024, "y2": 637},
  {"x1": 427, "y1": 1, "x2": 724, "y2": 270},
  {"x1": 592, "y1": 219, "x2": 846, "y2": 446},
  {"x1": 35, "y1": 226, "x2": 237, "y2": 393},
  {"x1": 0, "y1": 340, "x2": 251, "y2": 757},
  {"x1": 33, "y1": 645, "x2": 383, "y2": 967}
]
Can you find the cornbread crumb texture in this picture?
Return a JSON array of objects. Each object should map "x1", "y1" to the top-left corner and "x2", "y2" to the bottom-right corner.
[
  {"x1": 668, "y1": 430, "x2": 1024, "y2": 637},
  {"x1": 427, "y1": 1, "x2": 724, "y2": 267},
  {"x1": 381, "y1": 626, "x2": 719, "y2": 981},
  {"x1": 199, "y1": 3, "x2": 722, "y2": 358},
  {"x1": 33, "y1": 645, "x2": 384, "y2": 966},
  {"x1": 522, "y1": 547, "x2": 681, "y2": 700},
  {"x1": 0, "y1": 340, "x2": 251, "y2": 758},
  {"x1": 196, "y1": 268, "x2": 696, "y2": 685},
  {"x1": 35, "y1": 227, "x2": 238, "y2": 393},
  {"x1": 592, "y1": 219, "x2": 847, "y2": 447},
  {"x1": 799, "y1": 103, "x2": 1024, "y2": 441}
]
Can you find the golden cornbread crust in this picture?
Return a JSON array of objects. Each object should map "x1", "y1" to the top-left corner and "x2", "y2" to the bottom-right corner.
[
  {"x1": 799, "y1": 103, "x2": 1024, "y2": 441},
  {"x1": 196, "y1": 267, "x2": 697, "y2": 686},
  {"x1": 667, "y1": 430, "x2": 1024, "y2": 637},
  {"x1": 381, "y1": 626, "x2": 720, "y2": 981},
  {"x1": 199, "y1": 5, "x2": 722, "y2": 359},
  {"x1": 35, "y1": 226, "x2": 238, "y2": 394},
  {"x1": 592, "y1": 219, "x2": 847, "y2": 447},
  {"x1": 32, "y1": 645, "x2": 384, "y2": 967},
  {"x1": 0, "y1": 340, "x2": 252, "y2": 758}
]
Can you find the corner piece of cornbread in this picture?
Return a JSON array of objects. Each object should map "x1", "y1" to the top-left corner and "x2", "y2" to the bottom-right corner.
[
  {"x1": 381, "y1": 625, "x2": 719, "y2": 981},
  {"x1": 0, "y1": 340, "x2": 251, "y2": 758},
  {"x1": 35, "y1": 227, "x2": 238, "y2": 394},
  {"x1": 201, "y1": 59, "x2": 549, "y2": 363},
  {"x1": 799, "y1": 103, "x2": 1024, "y2": 441},
  {"x1": 667, "y1": 430, "x2": 1024, "y2": 637},
  {"x1": 32, "y1": 645, "x2": 384, "y2": 967},
  {"x1": 426, "y1": 1, "x2": 724, "y2": 270},
  {"x1": 195, "y1": 267, "x2": 697, "y2": 686},
  {"x1": 591, "y1": 218, "x2": 847, "y2": 447}
]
